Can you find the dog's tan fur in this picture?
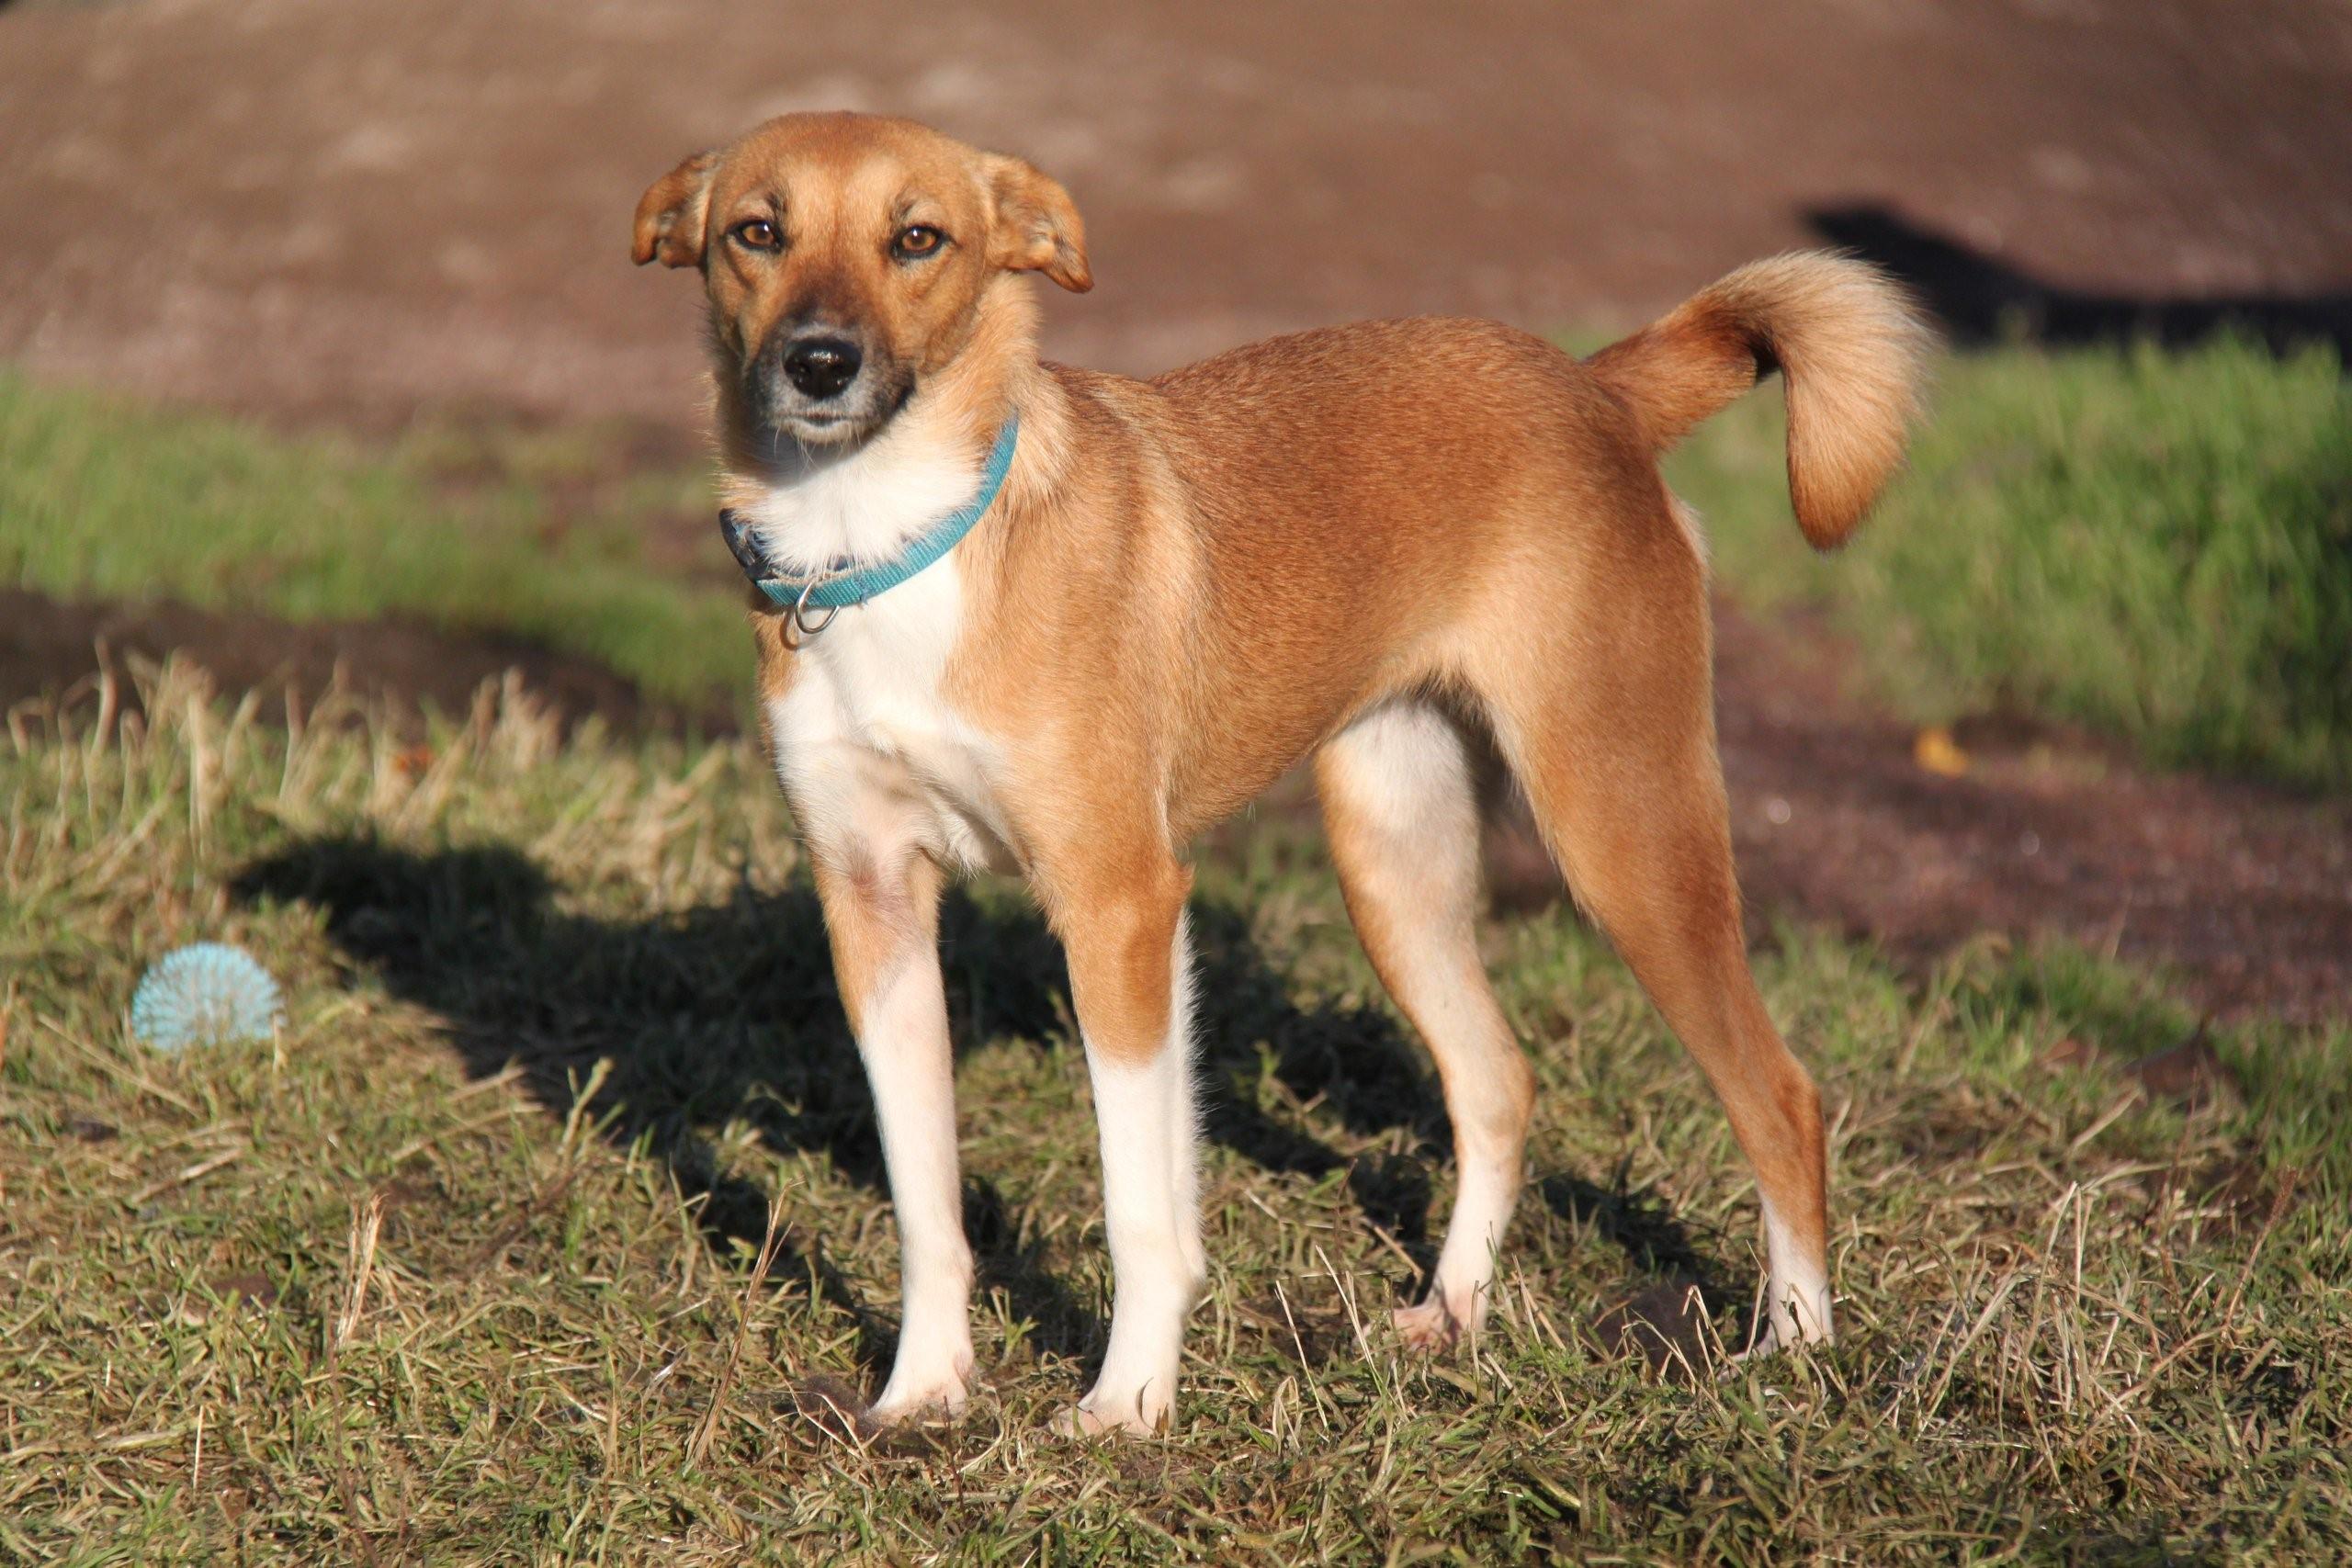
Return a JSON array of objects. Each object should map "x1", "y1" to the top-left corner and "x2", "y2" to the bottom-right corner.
[{"x1": 637, "y1": 112, "x2": 1932, "y2": 1434}]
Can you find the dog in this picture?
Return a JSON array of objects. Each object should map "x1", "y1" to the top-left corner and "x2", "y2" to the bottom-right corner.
[{"x1": 633, "y1": 111, "x2": 1930, "y2": 1435}]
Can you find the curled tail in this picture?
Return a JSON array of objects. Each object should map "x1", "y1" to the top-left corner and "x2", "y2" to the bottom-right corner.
[{"x1": 1585, "y1": 253, "x2": 1934, "y2": 549}]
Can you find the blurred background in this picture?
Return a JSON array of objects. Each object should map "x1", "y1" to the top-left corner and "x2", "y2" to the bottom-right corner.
[{"x1": 3, "y1": 0, "x2": 2349, "y2": 1015}]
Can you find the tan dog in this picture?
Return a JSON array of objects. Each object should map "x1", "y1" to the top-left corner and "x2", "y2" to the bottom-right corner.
[{"x1": 633, "y1": 112, "x2": 1930, "y2": 1435}]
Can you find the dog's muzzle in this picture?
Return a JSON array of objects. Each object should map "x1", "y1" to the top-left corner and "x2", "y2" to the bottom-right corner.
[
  {"x1": 781, "y1": 335, "x2": 862, "y2": 400},
  {"x1": 748, "y1": 328, "x2": 906, "y2": 444}
]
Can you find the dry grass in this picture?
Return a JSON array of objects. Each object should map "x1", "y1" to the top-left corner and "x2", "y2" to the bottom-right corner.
[{"x1": 2, "y1": 663, "x2": 2346, "y2": 1564}]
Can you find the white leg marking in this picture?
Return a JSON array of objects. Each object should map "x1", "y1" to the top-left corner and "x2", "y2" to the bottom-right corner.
[
  {"x1": 855, "y1": 924, "x2": 978, "y2": 1424},
  {"x1": 1394, "y1": 1125, "x2": 1519, "y2": 1350},
  {"x1": 1747, "y1": 1197, "x2": 1834, "y2": 1359},
  {"x1": 1064, "y1": 916, "x2": 1204, "y2": 1436},
  {"x1": 1321, "y1": 703, "x2": 1532, "y2": 1352}
]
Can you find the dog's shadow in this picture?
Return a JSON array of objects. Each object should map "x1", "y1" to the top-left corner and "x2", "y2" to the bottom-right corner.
[{"x1": 232, "y1": 835, "x2": 1725, "y2": 1378}]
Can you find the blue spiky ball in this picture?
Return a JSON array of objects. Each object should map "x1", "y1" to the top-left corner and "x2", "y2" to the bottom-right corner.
[{"x1": 130, "y1": 942, "x2": 283, "y2": 1052}]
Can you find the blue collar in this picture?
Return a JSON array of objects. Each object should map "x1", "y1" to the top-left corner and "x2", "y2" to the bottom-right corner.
[{"x1": 719, "y1": 414, "x2": 1019, "y2": 635}]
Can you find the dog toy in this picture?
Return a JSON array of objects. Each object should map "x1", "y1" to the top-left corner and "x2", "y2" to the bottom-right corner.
[{"x1": 130, "y1": 942, "x2": 283, "y2": 1051}]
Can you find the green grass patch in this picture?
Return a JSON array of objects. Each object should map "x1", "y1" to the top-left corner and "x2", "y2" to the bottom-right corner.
[
  {"x1": 0, "y1": 371, "x2": 746, "y2": 709},
  {"x1": 3, "y1": 671, "x2": 2346, "y2": 1562},
  {"x1": 1671, "y1": 336, "x2": 2352, "y2": 789}
]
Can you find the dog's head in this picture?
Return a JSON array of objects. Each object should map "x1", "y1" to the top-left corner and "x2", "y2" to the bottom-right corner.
[{"x1": 633, "y1": 112, "x2": 1089, "y2": 449}]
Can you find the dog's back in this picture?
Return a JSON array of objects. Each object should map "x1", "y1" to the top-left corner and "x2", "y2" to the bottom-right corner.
[{"x1": 1085, "y1": 258, "x2": 1930, "y2": 831}]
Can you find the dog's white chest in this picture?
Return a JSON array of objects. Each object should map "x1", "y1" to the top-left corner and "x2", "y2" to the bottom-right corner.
[
  {"x1": 746, "y1": 425, "x2": 1018, "y2": 872},
  {"x1": 769, "y1": 565, "x2": 1017, "y2": 872}
]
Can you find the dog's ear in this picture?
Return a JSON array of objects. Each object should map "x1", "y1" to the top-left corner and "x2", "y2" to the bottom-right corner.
[
  {"x1": 632, "y1": 151, "x2": 718, "y2": 268},
  {"x1": 984, "y1": 155, "x2": 1091, "y2": 293}
]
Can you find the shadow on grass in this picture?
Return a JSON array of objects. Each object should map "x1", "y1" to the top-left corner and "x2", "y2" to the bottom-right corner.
[{"x1": 232, "y1": 835, "x2": 1724, "y2": 1375}]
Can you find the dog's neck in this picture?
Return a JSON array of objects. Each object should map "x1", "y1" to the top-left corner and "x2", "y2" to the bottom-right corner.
[
  {"x1": 722, "y1": 398, "x2": 1000, "y2": 576},
  {"x1": 718, "y1": 285, "x2": 1052, "y2": 577}
]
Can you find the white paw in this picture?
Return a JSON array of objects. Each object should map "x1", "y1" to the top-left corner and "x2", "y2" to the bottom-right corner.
[
  {"x1": 865, "y1": 1356, "x2": 976, "y2": 1427},
  {"x1": 1052, "y1": 1376, "x2": 1172, "y2": 1438},
  {"x1": 1392, "y1": 1298, "x2": 1462, "y2": 1352},
  {"x1": 1393, "y1": 1281, "x2": 1485, "y2": 1353}
]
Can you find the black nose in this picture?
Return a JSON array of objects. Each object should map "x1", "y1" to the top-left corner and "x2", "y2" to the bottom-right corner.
[{"x1": 781, "y1": 335, "x2": 863, "y2": 400}]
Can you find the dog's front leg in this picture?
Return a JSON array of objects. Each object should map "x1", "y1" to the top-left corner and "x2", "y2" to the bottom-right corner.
[
  {"x1": 1052, "y1": 860, "x2": 1204, "y2": 1436},
  {"x1": 811, "y1": 843, "x2": 977, "y2": 1424}
]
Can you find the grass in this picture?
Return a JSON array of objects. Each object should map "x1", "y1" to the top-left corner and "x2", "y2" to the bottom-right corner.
[
  {"x1": 0, "y1": 371, "x2": 746, "y2": 710},
  {"x1": 2, "y1": 666, "x2": 2346, "y2": 1563},
  {"x1": 1671, "y1": 335, "x2": 2352, "y2": 790}
]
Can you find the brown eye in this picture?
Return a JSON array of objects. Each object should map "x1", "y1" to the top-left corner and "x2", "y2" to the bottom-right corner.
[
  {"x1": 730, "y1": 219, "x2": 779, "y2": 252},
  {"x1": 892, "y1": 223, "x2": 945, "y2": 260}
]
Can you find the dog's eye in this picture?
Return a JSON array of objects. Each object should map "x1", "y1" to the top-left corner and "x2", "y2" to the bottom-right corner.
[
  {"x1": 730, "y1": 219, "x2": 780, "y2": 252},
  {"x1": 892, "y1": 224, "x2": 946, "y2": 260}
]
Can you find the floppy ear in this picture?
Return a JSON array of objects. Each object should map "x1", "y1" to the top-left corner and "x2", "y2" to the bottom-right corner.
[
  {"x1": 631, "y1": 151, "x2": 718, "y2": 268},
  {"x1": 984, "y1": 155, "x2": 1091, "y2": 293}
]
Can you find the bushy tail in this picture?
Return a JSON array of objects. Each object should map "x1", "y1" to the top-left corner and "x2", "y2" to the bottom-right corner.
[{"x1": 1585, "y1": 253, "x2": 1935, "y2": 549}]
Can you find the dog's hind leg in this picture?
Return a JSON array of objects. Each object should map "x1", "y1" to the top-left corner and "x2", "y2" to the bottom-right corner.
[
  {"x1": 1317, "y1": 700, "x2": 1536, "y2": 1351},
  {"x1": 1473, "y1": 541, "x2": 1833, "y2": 1355}
]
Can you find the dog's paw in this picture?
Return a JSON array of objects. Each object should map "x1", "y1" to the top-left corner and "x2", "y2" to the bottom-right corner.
[
  {"x1": 1051, "y1": 1399, "x2": 1166, "y2": 1438},
  {"x1": 864, "y1": 1362, "x2": 975, "y2": 1428},
  {"x1": 1392, "y1": 1297, "x2": 1467, "y2": 1354},
  {"x1": 1051, "y1": 1371, "x2": 1173, "y2": 1438}
]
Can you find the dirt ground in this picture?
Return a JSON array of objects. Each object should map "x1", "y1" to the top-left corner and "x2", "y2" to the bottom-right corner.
[
  {"x1": 3, "y1": 0, "x2": 2348, "y2": 424},
  {"x1": 0, "y1": 588, "x2": 721, "y2": 737},
  {"x1": 1706, "y1": 607, "x2": 2351, "y2": 1026},
  {"x1": 4, "y1": 0, "x2": 2349, "y2": 1022}
]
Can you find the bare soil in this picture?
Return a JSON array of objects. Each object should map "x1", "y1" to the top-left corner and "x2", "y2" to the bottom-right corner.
[
  {"x1": 0, "y1": 588, "x2": 724, "y2": 737},
  {"x1": 1, "y1": 0, "x2": 2346, "y2": 424},
  {"x1": 1706, "y1": 607, "x2": 2352, "y2": 1026}
]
